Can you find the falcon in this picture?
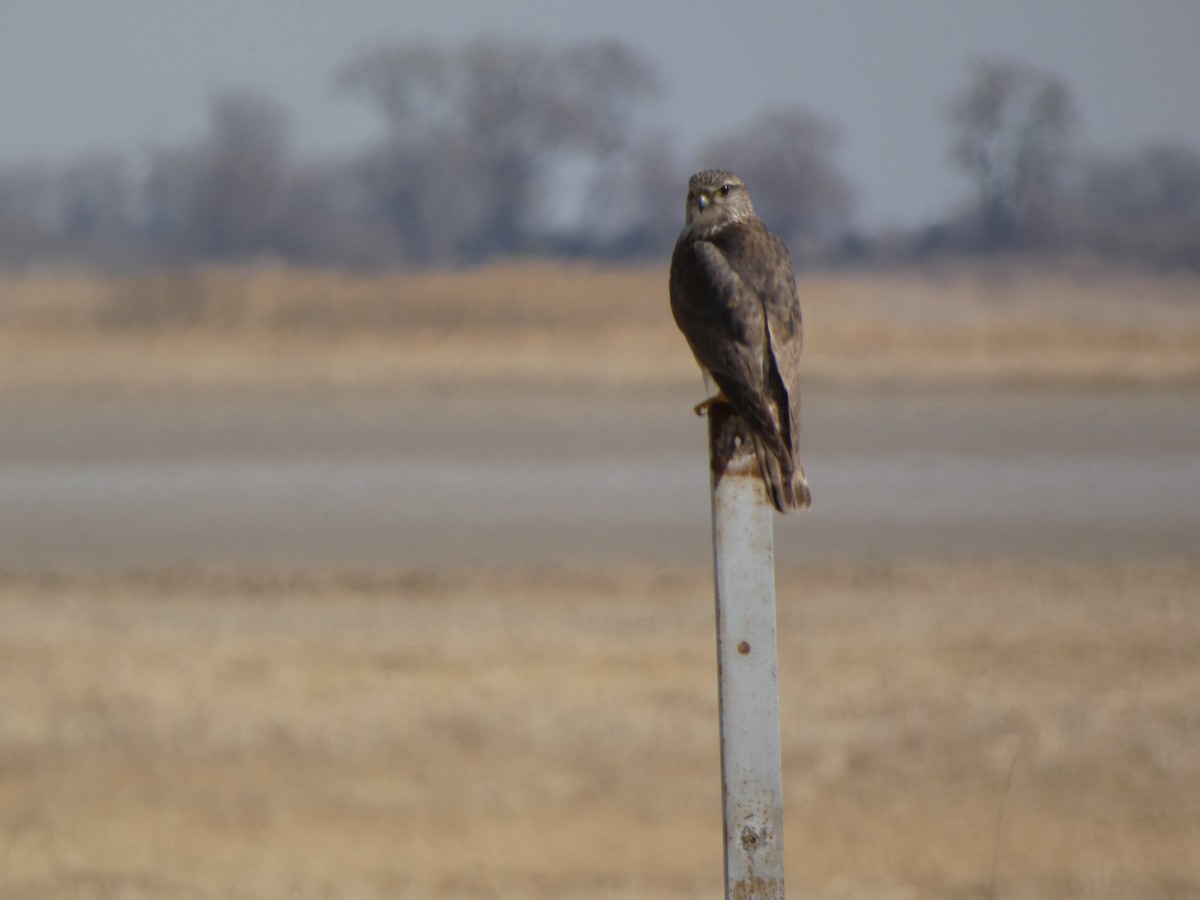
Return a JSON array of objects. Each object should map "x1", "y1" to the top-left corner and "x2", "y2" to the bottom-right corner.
[{"x1": 669, "y1": 169, "x2": 811, "y2": 512}]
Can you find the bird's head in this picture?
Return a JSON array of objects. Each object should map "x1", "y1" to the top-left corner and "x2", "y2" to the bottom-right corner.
[{"x1": 683, "y1": 169, "x2": 755, "y2": 233}]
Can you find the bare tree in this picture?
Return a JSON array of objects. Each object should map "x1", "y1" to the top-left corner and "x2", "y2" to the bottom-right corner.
[
  {"x1": 949, "y1": 59, "x2": 1075, "y2": 250},
  {"x1": 337, "y1": 38, "x2": 657, "y2": 262},
  {"x1": 701, "y1": 108, "x2": 855, "y2": 259},
  {"x1": 0, "y1": 162, "x2": 57, "y2": 267},
  {"x1": 144, "y1": 90, "x2": 292, "y2": 261},
  {"x1": 1084, "y1": 142, "x2": 1200, "y2": 223},
  {"x1": 0, "y1": 153, "x2": 142, "y2": 268},
  {"x1": 57, "y1": 152, "x2": 134, "y2": 241},
  {"x1": 1079, "y1": 141, "x2": 1200, "y2": 268}
]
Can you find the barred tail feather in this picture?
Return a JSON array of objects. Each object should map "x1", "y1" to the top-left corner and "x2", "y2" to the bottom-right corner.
[{"x1": 752, "y1": 434, "x2": 812, "y2": 513}]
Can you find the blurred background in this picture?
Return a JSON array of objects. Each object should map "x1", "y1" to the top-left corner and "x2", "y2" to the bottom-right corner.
[
  {"x1": 3, "y1": 0, "x2": 1200, "y2": 268},
  {"x1": 1, "y1": 2, "x2": 1198, "y2": 898}
]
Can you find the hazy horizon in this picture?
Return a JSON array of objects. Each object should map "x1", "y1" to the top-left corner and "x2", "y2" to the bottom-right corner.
[{"x1": 4, "y1": 0, "x2": 1200, "y2": 228}]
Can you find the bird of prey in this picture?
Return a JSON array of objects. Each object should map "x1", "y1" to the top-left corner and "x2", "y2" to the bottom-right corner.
[{"x1": 669, "y1": 169, "x2": 811, "y2": 512}]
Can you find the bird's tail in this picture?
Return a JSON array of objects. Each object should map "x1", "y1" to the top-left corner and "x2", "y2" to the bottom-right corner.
[{"x1": 752, "y1": 435, "x2": 812, "y2": 513}]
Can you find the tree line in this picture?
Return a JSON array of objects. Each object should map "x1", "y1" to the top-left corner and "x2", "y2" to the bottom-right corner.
[{"x1": 1, "y1": 41, "x2": 1198, "y2": 271}]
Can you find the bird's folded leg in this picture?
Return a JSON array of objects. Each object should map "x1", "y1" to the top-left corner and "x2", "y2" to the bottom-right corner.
[{"x1": 693, "y1": 391, "x2": 730, "y2": 417}]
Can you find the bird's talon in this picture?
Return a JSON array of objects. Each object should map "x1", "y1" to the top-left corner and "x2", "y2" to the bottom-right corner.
[{"x1": 692, "y1": 395, "x2": 727, "y2": 417}]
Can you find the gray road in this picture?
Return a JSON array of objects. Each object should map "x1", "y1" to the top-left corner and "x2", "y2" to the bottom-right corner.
[{"x1": 1, "y1": 385, "x2": 1197, "y2": 570}]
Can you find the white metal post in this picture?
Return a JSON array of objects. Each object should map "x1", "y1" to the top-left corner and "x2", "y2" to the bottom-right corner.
[{"x1": 708, "y1": 404, "x2": 786, "y2": 900}]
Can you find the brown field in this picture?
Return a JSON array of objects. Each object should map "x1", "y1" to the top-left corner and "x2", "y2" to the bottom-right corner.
[
  {"x1": 2, "y1": 262, "x2": 1198, "y2": 898},
  {"x1": 2, "y1": 259, "x2": 1199, "y2": 392},
  {"x1": 2, "y1": 563, "x2": 1198, "y2": 899}
]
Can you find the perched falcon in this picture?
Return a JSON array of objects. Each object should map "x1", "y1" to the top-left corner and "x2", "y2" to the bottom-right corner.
[{"x1": 669, "y1": 169, "x2": 811, "y2": 512}]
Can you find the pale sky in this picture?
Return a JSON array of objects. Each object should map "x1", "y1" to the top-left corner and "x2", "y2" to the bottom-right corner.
[{"x1": 3, "y1": 0, "x2": 1199, "y2": 227}]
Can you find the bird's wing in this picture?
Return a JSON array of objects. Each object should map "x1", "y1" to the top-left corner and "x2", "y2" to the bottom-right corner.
[
  {"x1": 753, "y1": 229, "x2": 804, "y2": 459},
  {"x1": 671, "y1": 235, "x2": 787, "y2": 454},
  {"x1": 710, "y1": 223, "x2": 804, "y2": 462}
]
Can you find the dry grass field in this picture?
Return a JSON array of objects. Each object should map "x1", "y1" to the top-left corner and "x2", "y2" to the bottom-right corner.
[
  {"x1": 2, "y1": 259, "x2": 1199, "y2": 393},
  {"x1": 1, "y1": 261, "x2": 1198, "y2": 898},
  {"x1": 2, "y1": 563, "x2": 1198, "y2": 899}
]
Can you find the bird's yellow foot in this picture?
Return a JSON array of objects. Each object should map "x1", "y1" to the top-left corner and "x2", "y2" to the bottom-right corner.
[{"x1": 692, "y1": 392, "x2": 730, "y2": 416}]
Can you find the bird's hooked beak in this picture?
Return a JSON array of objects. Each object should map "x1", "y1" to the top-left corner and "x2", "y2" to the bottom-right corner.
[{"x1": 697, "y1": 193, "x2": 711, "y2": 212}]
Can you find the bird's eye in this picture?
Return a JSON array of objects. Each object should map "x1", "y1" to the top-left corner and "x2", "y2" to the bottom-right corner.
[{"x1": 719, "y1": 183, "x2": 732, "y2": 196}]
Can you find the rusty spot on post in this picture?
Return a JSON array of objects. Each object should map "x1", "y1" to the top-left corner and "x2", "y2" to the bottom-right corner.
[
  {"x1": 729, "y1": 875, "x2": 784, "y2": 900},
  {"x1": 737, "y1": 641, "x2": 751, "y2": 655}
]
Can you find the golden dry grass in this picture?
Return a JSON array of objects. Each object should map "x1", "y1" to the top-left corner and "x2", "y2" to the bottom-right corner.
[
  {"x1": 2, "y1": 262, "x2": 1197, "y2": 897},
  {"x1": 2, "y1": 260, "x2": 1199, "y2": 394},
  {"x1": 1, "y1": 561, "x2": 1197, "y2": 899}
]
